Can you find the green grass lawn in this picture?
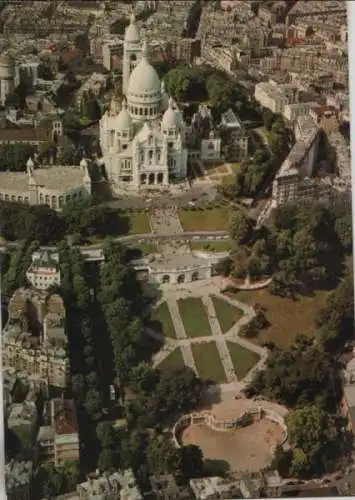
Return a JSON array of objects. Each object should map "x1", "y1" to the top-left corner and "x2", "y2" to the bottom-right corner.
[
  {"x1": 157, "y1": 348, "x2": 185, "y2": 372},
  {"x1": 127, "y1": 212, "x2": 151, "y2": 234},
  {"x1": 149, "y1": 301, "x2": 176, "y2": 339},
  {"x1": 226, "y1": 341, "x2": 260, "y2": 379},
  {"x1": 191, "y1": 342, "x2": 227, "y2": 384},
  {"x1": 211, "y1": 295, "x2": 243, "y2": 333},
  {"x1": 178, "y1": 207, "x2": 230, "y2": 231},
  {"x1": 190, "y1": 240, "x2": 235, "y2": 253},
  {"x1": 178, "y1": 297, "x2": 212, "y2": 338},
  {"x1": 224, "y1": 289, "x2": 329, "y2": 349}
]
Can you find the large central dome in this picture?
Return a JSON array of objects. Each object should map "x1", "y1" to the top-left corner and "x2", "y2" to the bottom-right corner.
[
  {"x1": 126, "y1": 41, "x2": 161, "y2": 121},
  {"x1": 127, "y1": 42, "x2": 161, "y2": 96}
]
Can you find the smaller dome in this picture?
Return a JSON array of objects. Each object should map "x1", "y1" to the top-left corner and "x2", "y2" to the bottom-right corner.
[
  {"x1": 162, "y1": 98, "x2": 179, "y2": 129},
  {"x1": 116, "y1": 99, "x2": 132, "y2": 130},
  {"x1": 124, "y1": 13, "x2": 140, "y2": 43}
]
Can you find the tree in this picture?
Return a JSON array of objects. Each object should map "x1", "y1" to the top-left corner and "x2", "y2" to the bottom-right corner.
[
  {"x1": 262, "y1": 109, "x2": 275, "y2": 131},
  {"x1": 97, "y1": 448, "x2": 116, "y2": 471},
  {"x1": 229, "y1": 210, "x2": 254, "y2": 246},
  {"x1": 334, "y1": 212, "x2": 352, "y2": 252},
  {"x1": 23, "y1": 205, "x2": 65, "y2": 244},
  {"x1": 57, "y1": 143, "x2": 78, "y2": 165},
  {"x1": 155, "y1": 367, "x2": 204, "y2": 419},
  {"x1": 178, "y1": 445, "x2": 204, "y2": 479},
  {"x1": 84, "y1": 388, "x2": 103, "y2": 420},
  {"x1": 317, "y1": 264, "x2": 354, "y2": 351},
  {"x1": 245, "y1": 342, "x2": 342, "y2": 413},
  {"x1": 96, "y1": 422, "x2": 117, "y2": 448},
  {"x1": 146, "y1": 435, "x2": 180, "y2": 475},
  {"x1": 286, "y1": 405, "x2": 343, "y2": 477},
  {"x1": 71, "y1": 374, "x2": 86, "y2": 404},
  {"x1": 0, "y1": 143, "x2": 37, "y2": 172},
  {"x1": 83, "y1": 98, "x2": 102, "y2": 121},
  {"x1": 130, "y1": 362, "x2": 159, "y2": 394}
]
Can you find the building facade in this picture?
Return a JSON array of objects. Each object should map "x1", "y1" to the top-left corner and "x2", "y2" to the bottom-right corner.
[
  {"x1": 99, "y1": 14, "x2": 188, "y2": 196},
  {"x1": 0, "y1": 55, "x2": 15, "y2": 106},
  {"x1": 0, "y1": 158, "x2": 91, "y2": 210},
  {"x1": 36, "y1": 398, "x2": 79, "y2": 467},
  {"x1": 2, "y1": 289, "x2": 69, "y2": 388},
  {"x1": 26, "y1": 250, "x2": 60, "y2": 291}
]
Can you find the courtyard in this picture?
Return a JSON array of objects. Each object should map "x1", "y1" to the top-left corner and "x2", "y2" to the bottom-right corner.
[{"x1": 180, "y1": 398, "x2": 286, "y2": 473}]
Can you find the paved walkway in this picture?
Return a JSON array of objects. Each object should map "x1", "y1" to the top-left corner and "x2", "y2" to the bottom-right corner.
[
  {"x1": 149, "y1": 206, "x2": 190, "y2": 254},
  {"x1": 149, "y1": 277, "x2": 268, "y2": 392},
  {"x1": 167, "y1": 298, "x2": 197, "y2": 373}
]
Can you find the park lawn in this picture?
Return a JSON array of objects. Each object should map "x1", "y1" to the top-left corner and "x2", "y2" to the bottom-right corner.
[
  {"x1": 150, "y1": 301, "x2": 176, "y2": 339},
  {"x1": 128, "y1": 212, "x2": 151, "y2": 234},
  {"x1": 211, "y1": 295, "x2": 243, "y2": 333},
  {"x1": 178, "y1": 297, "x2": 212, "y2": 338},
  {"x1": 226, "y1": 341, "x2": 260, "y2": 379},
  {"x1": 191, "y1": 342, "x2": 227, "y2": 384},
  {"x1": 178, "y1": 207, "x2": 230, "y2": 231},
  {"x1": 190, "y1": 240, "x2": 235, "y2": 252},
  {"x1": 158, "y1": 348, "x2": 185, "y2": 372},
  {"x1": 225, "y1": 288, "x2": 329, "y2": 349}
]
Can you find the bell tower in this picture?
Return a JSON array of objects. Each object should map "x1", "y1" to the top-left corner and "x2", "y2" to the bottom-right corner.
[{"x1": 122, "y1": 13, "x2": 142, "y2": 95}]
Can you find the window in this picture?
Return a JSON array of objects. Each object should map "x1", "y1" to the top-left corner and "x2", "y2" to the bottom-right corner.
[{"x1": 148, "y1": 150, "x2": 153, "y2": 164}]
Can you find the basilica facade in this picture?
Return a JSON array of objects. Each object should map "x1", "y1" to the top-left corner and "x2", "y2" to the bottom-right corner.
[{"x1": 99, "y1": 14, "x2": 188, "y2": 195}]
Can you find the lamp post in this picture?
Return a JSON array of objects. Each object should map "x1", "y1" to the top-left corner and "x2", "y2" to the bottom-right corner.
[{"x1": 0, "y1": 253, "x2": 8, "y2": 499}]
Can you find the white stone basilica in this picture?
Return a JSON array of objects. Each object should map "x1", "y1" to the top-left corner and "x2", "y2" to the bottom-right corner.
[{"x1": 99, "y1": 13, "x2": 188, "y2": 195}]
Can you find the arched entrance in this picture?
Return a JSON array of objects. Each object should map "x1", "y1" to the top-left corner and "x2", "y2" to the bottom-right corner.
[
  {"x1": 162, "y1": 275, "x2": 170, "y2": 284},
  {"x1": 191, "y1": 271, "x2": 199, "y2": 281},
  {"x1": 157, "y1": 172, "x2": 163, "y2": 184},
  {"x1": 148, "y1": 173, "x2": 155, "y2": 185},
  {"x1": 141, "y1": 173, "x2": 147, "y2": 185},
  {"x1": 177, "y1": 274, "x2": 185, "y2": 284}
]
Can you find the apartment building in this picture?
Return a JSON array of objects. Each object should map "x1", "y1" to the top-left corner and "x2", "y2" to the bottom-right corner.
[
  {"x1": 26, "y1": 249, "x2": 60, "y2": 291},
  {"x1": 272, "y1": 115, "x2": 351, "y2": 209},
  {"x1": 254, "y1": 80, "x2": 298, "y2": 114},
  {"x1": 169, "y1": 37, "x2": 201, "y2": 65},
  {"x1": 190, "y1": 477, "x2": 240, "y2": 500},
  {"x1": 102, "y1": 38, "x2": 124, "y2": 71},
  {"x1": 36, "y1": 398, "x2": 79, "y2": 466},
  {"x1": 77, "y1": 469, "x2": 143, "y2": 500},
  {"x1": 220, "y1": 108, "x2": 248, "y2": 162},
  {"x1": 3, "y1": 288, "x2": 69, "y2": 388}
]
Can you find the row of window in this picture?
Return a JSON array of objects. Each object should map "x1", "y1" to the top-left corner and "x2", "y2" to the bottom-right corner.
[
  {"x1": 128, "y1": 104, "x2": 159, "y2": 117},
  {"x1": 0, "y1": 191, "x2": 83, "y2": 207}
]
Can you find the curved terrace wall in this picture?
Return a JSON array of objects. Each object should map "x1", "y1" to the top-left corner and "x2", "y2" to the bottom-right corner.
[{"x1": 173, "y1": 407, "x2": 288, "y2": 448}]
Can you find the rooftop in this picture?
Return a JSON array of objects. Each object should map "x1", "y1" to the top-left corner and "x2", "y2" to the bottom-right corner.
[
  {"x1": 5, "y1": 461, "x2": 32, "y2": 492},
  {"x1": 52, "y1": 398, "x2": 78, "y2": 436},
  {"x1": 0, "y1": 166, "x2": 86, "y2": 192}
]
